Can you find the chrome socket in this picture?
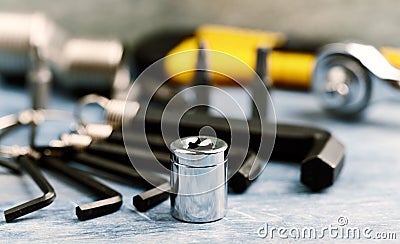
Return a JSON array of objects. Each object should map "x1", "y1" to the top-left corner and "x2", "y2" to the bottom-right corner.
[{"x1": 170, "y1": 136, "x2": 228, "y2": 223}]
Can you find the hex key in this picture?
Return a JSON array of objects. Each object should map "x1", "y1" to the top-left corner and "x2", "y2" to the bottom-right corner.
[
  {"x1": 140, "y1": 108, "x2": 345, "y2": 191},
  {"x1": 228, "y1": 151, "x2": 262, "y2": 193},
  {"x1": 0, "y1": 158, "x2": 21, "y2": 175},
  {"x1": 107, "y1": 131, "x2": 168, "y2": 153},
  {"x1": 4, "y1": 155, "x2": 56, "y2": 223},
  {"x1": 102, "y1": 130, "x2": 264, "y2": 192},
  {"x1": 72, "y1": 152, "x2": 168, "y2": 186},
  {"x1": 269, "y1": 123, "x2": 345, "y2": 191},
  {"x1": 133, "y1": 182, "x2": 170, "y2": 212},
  {"x1": 39, "y1": 156, "x2": 122, "y2": 221},
  {"x1": 85, "y1": 141, "x2": 171, "y2": 167}
]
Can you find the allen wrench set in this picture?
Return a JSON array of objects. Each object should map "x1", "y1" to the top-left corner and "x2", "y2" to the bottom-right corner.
[
  {"x1": 0, "y1": 110, "x2": 124, "y2": 222},
  {"x1": 0, "y1": 42, "x2": 346, "y2": 223}
]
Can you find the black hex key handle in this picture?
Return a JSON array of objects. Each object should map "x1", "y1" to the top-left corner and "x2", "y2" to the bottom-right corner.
[
  {"x1": 85, "y1": 141, "x2": 171, "y2": 167},
  {"x1": 4, "y1": 155, "x2": 56, "y2": 223},
  {"x1": 39, "y1": 156, "x2": 123, "y2": 221},
  {"x1": 0, "y1": 158, "x2": 21, "y2": 175},
  {"x1": 132, "y1": 182, "x2": 170, "y2": 212},
  {"x1": 229, "y1": 151, "x2": 262, "y2": 193},
  {"x1": 73, "y1": 152, "x2": 168, "y2": 187}
]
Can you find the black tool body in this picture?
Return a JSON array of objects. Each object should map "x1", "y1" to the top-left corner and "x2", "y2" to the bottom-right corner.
[
  {"x1": 129, "y1": 108, "x2": 345, "y2": 211},
  {"x1": 129, "y1": 107, "x2": 345, "y2": 191}
]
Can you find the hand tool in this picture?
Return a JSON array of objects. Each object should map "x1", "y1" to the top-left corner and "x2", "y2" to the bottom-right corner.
[
  {"x1": 0, "y1": 110, "x2": 60, "y2": 222},
  {"x1": 0, "y1": 110, "x2": 124, "y2": 221},
  {"x1": 134, "y1": 24, "x2": 315, "y2": 90},
  {"x1": 72, "y1": 152, "x2": 168, "y2": 188},
  {"x1": 134, "y1": 24, "x2": 400, "y2": 94},
  {"x1": 170, "y1": 136, "x2": 228, "y2": 223},
  {"x1": 54, "y1": 38, "x2": 129, "y2": 97},
  {"x1": 45, "y1": 130, "x2": 171, "y2": 187},
  {"x1": 28, "y1": 46, "x2": 52, "y2": 110},
  {"x1": 74, "y1": 94, "x2": 140, "y2": 129},
  {"x1": 228, "y1": 151, "x2": 262, "y2": 193},
  {"x1": 39, "y1": 133, "x2": 171, "y2": 219},
  {"x1": 0, "y1": 158, "x2": 21, "y2": 174},
  {"x1": 82, "y1": 102, "x2": 344, "y2": 193},
  {"x1": 74, "y1": 123, "x2": 258, "y2": 189},
  {"x1": 0, "y1": 12, "x2": 129, "y2": 98},
  {"x1": 133, "y1": 105, "x2": 344, "y2": 191},
  {"x1": 39, "y1": 156, "x2": 123, "y2": 221},
  {"x1": 313, "y1": 42, "x2": 400, "y2": 117},
  {"x1": 0, "y1": 147, "x2": 56, "y2": 223},
  {"x1": 27, "y1": 45, "x2": 53, "y2": 146},
  {"x1": 0, "y1": 12, "x2": 63, "y2": 80},
  {"x1": 130, "y1": 109, "x2": 345, "y2": 212},
  {"x1": 53, "y1": 133, "x2": 171, "y2": 168},
  {"x1": 132, "y1": 182, "x2": 170, "y2": 212},
  {"x1": 132, "y1": 151, "x2": 261, "y2": 212},
  {"x1": 251, "y1": 47, "x2": 270, "y2": 119},
  {"x1": 192, "y1": 40, "x2": 210, "y2": 113}
]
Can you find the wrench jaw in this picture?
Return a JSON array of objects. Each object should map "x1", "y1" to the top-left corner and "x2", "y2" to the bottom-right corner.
[{"x1": 313, "y1": 42, "x2": 400, "y2": 117}]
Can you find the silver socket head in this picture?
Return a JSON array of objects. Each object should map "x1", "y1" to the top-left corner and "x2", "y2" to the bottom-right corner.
[{"x1": 170, "y1": 136, "x2": 228, "y2": 223}]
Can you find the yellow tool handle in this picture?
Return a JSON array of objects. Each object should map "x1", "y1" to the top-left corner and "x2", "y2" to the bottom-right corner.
[
  {"x1": 165, "y1": 25, "x2": 315, "y2": 90},
  {"x1": 380, "y1": 46, "x2": 400, "y2": 68},
  {"x1": 269, "y1": 51, "x2": 315, "y2": 90},
  {"x1": 165, "y1": 25, "x2": 400, "y2": 90}
]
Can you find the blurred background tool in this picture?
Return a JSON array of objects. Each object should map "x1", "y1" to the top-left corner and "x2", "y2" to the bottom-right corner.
[
  {"x1": 134, "y1": 24, "x2": 400, "y2": 92},
  {"x1": 0, "y1": 12, "x2": 59, "y2": 113},
  {"x1": 2, "y1": 13, "x2": 400, "y2": 110},
  {"x1": 28, "y1": 46, "x2": 52, "y2": 110},
  {"x1": 134, "y1": 24, "x2": 317, "y2": 90},
  {"x1": 251, "y1": 47, "x2": 270, "y2": 119},
  {"x1": 54, "y1": 38, "x2": 130, "y2": 98},
  {"x1": 0, "y1": 12, "x2": 63, "y2": 80},
  {"x1": 313, "y1": 42, "x2": 400, "y2": 117},
  {"x1": 0, "y1": 12, "x2": 130, "y2": 98}
]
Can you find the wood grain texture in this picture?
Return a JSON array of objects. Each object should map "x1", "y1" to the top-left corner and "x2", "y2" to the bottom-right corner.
[{"x1": 0, "y1": 82, "x2": 399, "y2": 242}]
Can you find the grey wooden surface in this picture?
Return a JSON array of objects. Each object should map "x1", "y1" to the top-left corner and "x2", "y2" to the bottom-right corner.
[{"x1": 0, "y1": 80, "x2": 399, "y2": 242}]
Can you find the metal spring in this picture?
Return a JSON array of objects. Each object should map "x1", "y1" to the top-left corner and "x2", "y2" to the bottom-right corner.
[
  {"x1": 58, "y1": 39, "x2": 124, "y2": 90},
  {"x1": 104, "y1": 99, "x2": 140, "y2": 129},
  {"x1": 62, "y1": 39, "x2": 123, "y2": 72},
  {"x1": 75, "y1": 94, "x2": 140, "y2": 130}
]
